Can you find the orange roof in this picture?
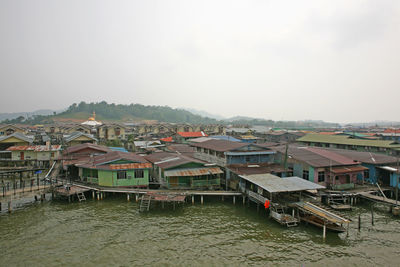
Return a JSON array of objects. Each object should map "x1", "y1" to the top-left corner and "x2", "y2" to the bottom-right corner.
[
  {"x1": 177, "y1": 131, "x2": 208, "y2": 138},
  {"x1": 160, "y1": 137, "x2": 173, "y2": 142}
]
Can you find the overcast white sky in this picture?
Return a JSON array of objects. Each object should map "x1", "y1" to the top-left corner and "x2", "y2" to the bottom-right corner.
[{"x1": 1, "y1": 0, "x2": 399, "y2": 123}]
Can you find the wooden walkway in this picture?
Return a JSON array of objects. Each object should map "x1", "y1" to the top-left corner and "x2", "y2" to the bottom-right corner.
[
  {"x1": 358, "y1": 191, "x2": 400, "y2": 206},
  {"x1": 0, "y1": 184, "x2": 51, "y2": 199},
  {"x1": 70, "y1": 183, "x2": 242, "y2": 197}
]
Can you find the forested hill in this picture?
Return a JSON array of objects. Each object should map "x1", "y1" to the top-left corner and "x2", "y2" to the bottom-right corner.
[{"x1": 54, "y1": 101, "x2": 219, "y2": 124}]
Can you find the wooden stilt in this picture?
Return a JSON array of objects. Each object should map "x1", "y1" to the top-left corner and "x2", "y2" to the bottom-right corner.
[
  {"x1": 201, "y1": 195, "x2": 204, "y2": 205},
  {"x1": 127, "y1": 194, "x2": 130, "y2": 201},
  {"x1": 92, "y1": 191, "x2": 95, "y2": 199},
  {"x1": 233, "y1": 196, "x2": 236, "y2": 205},
  {"x1": 192, "y1": 195, "x2": 194, "y2": 205},
  {"x1": 135, "y1": 194, "x2": 138, "y2": 202},
  {"x1": 243, "y1": 196, "x2": 245, "y2": 205},
  {"x1": 358, "y1": 214, "x2": 361, "y2": 231},
  {"x1": 8, "y1": 201, "x2": 12, "y2": 213},
  {"x1": 371, "y1": 205, "x2": 374, "y2": 226},
  {"x1": 323, "y1": 223, "x2": 326, "y2": 240},
  {"x1": 97, "y1": 192, "x2": 100, "y2": 201}
]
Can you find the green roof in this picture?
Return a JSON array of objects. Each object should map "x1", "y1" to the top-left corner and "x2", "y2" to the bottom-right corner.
[{"x1": 297, "y1": 134, "x2": 400, "y2": 148}]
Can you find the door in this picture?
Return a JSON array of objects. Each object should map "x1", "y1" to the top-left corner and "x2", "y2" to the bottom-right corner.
[
  {"x1": 169, "y1": 177, "x2": 179, "y2": 188},
  {"x1": 20, "y1": 152, "x2": 24, "y2": 160}
]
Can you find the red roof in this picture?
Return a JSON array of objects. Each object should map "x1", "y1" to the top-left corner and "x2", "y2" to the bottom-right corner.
[
  {"x1": 384, "y1": 129, "x2": 400, "y2": 133},
  {"x1": 160, "y1": 137, "x2": 173, "y2": 142},
  {"x1": 177, "y1": 131, "x2": 208, "y2": 138}
]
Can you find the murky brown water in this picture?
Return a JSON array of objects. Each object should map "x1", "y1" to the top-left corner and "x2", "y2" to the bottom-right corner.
[{"x1": 1, "y1": 196, "x2": 400, "y2": 266}]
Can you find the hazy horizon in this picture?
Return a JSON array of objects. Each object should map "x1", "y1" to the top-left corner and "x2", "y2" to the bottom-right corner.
[{"x1": 1, "y1": 1, "x2": 399, "y2": 123}]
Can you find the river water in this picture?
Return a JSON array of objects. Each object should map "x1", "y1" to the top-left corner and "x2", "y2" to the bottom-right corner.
[{"x1": 1, "y1": 195, "x2": 400, "y2": 266}]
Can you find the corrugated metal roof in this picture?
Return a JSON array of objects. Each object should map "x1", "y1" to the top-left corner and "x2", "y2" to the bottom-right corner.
[
  {"x1": 109, "y1": 163, "x2": 152, "y2": 170},
  {"x1": 240, "y1": 174, "x2": 325, "y2": 193},
  {"x1": 164, "y1": 167, "x2": 223, "y2": 177},
  {"x1": 192, "y1": 139, "x2": 258, "y2": 152},
  {"x1": 273, "y1": 145, "x2": 360, "y2": 167},
  {"x1": 298, "y1": 134, "x2": 400, "y2": 148},
  {"x1": 330, "y1": 166, "x2": 368, "y2": 174},
  {"x1": 64, "y1": 143, "x2": 111, "y2": 154},
  {"x1": 0, "y1": 132, "x2": 33, "y2": 143},
  {"x1": 7, "y1": 145, "x2": 61, "y2": 152}
]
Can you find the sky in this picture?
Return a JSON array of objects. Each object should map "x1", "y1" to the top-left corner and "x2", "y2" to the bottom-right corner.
[{"x1": 1, "y1": 0, "x2": 399, "y2": 123}]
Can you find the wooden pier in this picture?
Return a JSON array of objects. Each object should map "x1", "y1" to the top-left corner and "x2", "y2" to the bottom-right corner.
[{"x1": 358, "y1": 191, "x2": 400, "y2": 206}]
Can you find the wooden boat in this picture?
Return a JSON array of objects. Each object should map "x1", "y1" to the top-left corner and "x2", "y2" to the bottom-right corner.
[
  {"x1": 300, "y1": 214, "x2": 346, "y2": 233},
  {"x1": 270, "y1": 203, "x2": 299, "y2": 227}
]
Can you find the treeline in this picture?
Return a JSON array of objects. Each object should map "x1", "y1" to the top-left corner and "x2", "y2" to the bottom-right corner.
[
  {"x1": 60, "y1": 101, "x2": 219, "y2": 124},
  {"x1": 1, "y1": 101, "x2": 340, "y2": 129}
]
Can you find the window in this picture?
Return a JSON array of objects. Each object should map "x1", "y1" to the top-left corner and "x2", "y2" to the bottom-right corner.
[
  {"x1": 115, "y1": 128, "x2": 121, "y2": 136},
  {"x1": 135, "y1": 169, "x2": 144, "y2": 178},
  {"x1": 117, "y1": 171, "x2": 127, "y2": 179},
  {"x1": 303, "y1": 170, "x2": 309, "y2": 180},
  {"x1": 91, "y1": 169, "x2": 98, "y2": 178},
  {"x1": 318, "y1": 172, "x2": 325, "y2": 182},
  {"x1": 245, "y1": 156, "x2": 251, "y2": 162},
  {"x1": 335, "y1": 176, "x2": 339, "y2": 181},
  {"x1": 364, "y1": 169, "x2": 369, "y2": 179}
]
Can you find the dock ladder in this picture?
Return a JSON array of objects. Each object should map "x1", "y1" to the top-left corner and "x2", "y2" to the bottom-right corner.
[
  {"x1": 77, "y1": 192, "x2": 86, "y2": 202},
  {"x1": 139, "y1": 194, "x2": 152, "y2": 212}
]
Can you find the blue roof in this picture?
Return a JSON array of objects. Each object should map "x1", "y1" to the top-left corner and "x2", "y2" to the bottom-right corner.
[
  {"x1": 211, "y1": 135, "x2": 241, "y2": 142},
  {"x1": 108, "y1": 147, "x2": 128, "y2": 152}
]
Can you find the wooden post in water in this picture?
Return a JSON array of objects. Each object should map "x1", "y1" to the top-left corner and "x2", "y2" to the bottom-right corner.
[
  {"x1": 135, "y1": 194, "x2": 138, "y2": 202},
  {"x1": 8, "y1": 201, "x2": 12, "y2": 213},
  {"x1": 242, "y1": 196, "x2": 245, "y2": 205},
  {"x1": 192, "y1": 195, "x2": 194, "y2": 205},
  {"x1": 371, "y1": 204, "x2": 374, "y2": 226},
  {"x1": 323, "y1": 223, "x2": 326, "y2": 240},
  {"x1": 92, "y1": 190, "x2": 95, "y2": 199},
  {"x1": 358, "y1": 214, "x2": 361, "y2": 231},
  {"x1": 233, "y1": 196, "x2": 236, "y2": 205},
  {"x1": 127, "y1": 194, "x2": 130, "y2": 202},
  {"x1": 97, "y1": 192, "x2": 100, "y2": 201},
  {"x1": 201, "y1": 195, "x2": 204, "y2": 205}
]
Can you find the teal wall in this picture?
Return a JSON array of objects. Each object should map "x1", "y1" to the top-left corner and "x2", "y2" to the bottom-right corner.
[{"x1": 308, "y1": 166, "x2": 314, "y2": 182}]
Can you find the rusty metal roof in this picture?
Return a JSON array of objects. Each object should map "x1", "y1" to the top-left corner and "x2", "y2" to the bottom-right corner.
[
  {"x1": 164, "y1": 167, "x2": 223, "y2": 177},
  {"x1": 330, "y1": 166, "x2": 368, "y2": 174},
  {"x1": 7, "y1": 145, "x2": 61, "y2": 152},
  {"x1": 273, "y1": 145, "x2": 361, "y2": 167},
  {"x1": 109, "y1": 163, "x2": 152, "y2": 170}
]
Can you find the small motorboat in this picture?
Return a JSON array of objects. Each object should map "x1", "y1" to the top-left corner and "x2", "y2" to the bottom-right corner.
[{"x1": 270, "y1": 203, "x2": 299, "y2": 227}]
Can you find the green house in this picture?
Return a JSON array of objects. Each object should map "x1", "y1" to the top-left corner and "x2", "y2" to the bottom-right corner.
[
  {"x1": 76, "y1": 151, "x2": 152, "y2": 188},
  {"x1": 144, "y1": 152, "x2": 223, "y2": 189}
]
